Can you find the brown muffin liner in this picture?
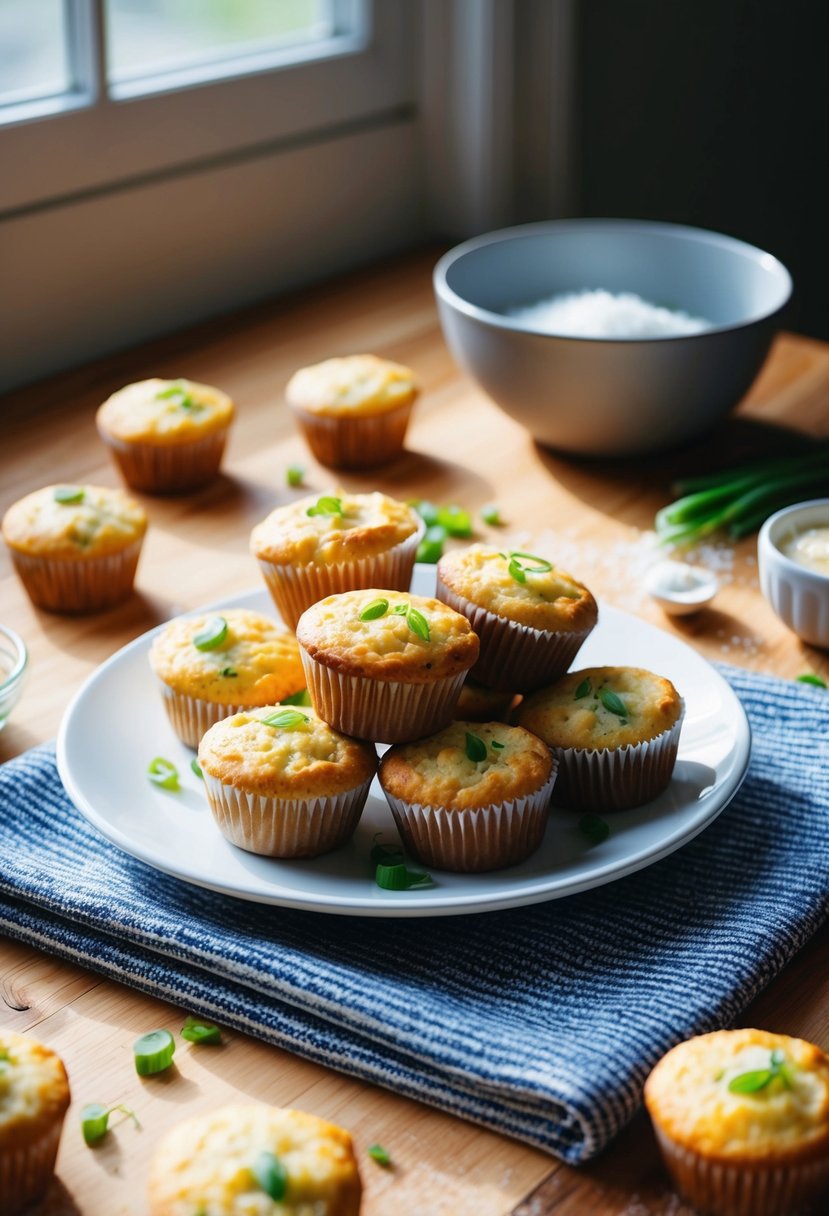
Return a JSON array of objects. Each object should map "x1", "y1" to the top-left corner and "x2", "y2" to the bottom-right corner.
[
  {"x1": 1, "y1": 1119, "x2": 65, "y2": 1216},
  {"x1": 436, "y1": 577, "x2": 594, "y2": 693},
  {"x1": 9, "y1": 538, "x2": 143, "y2": 614},
  {"x1": 300, "y1": 650, "x2": 468, "y2": 744},
  {"x1": 653, "y1": 1126, "x2": 829, "y2": 1216},
  {"x1": 290, "y1": 400, "x2": 414, "y2": 470},
  {"x1": 258, "y1": 517, "x2": 424, "y2": 631},
  {"x1": 158, "y1": 685, "x2": 252, "y2": 750},
  {"x1": 551, "y1": 708, "x2": 685, "y2": 812},
  {"x1": 382, "y1": 765, "x2": 558, "y2": 872},
  {"x1": 202, "y1": 771, "x2": 373, "y2": 858},
  {"x1": 97, "y1": 426, "x2": 229, "y2": 493}
]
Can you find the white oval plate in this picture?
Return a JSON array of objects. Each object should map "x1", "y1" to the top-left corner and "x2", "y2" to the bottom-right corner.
[{"x1": 57, "y1": 567, "x2": 750, "y2": 917}]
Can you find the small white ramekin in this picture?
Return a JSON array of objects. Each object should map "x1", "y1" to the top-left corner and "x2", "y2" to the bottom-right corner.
[{"x1": 758, "y1": 499, "x2": 829, "y2": 648}]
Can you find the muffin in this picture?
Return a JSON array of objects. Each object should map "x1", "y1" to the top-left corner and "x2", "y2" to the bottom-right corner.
[
  {"x1": 148, "y1": 1103, "x2": 362, "y2": 1216},
  {"x1": 380, "y1": 721, "x2": 556, "y2": 871},
  {"x1": 436, "y1": 545, "x2": 598, "y2": 692},
  {"x1": 516, "y1": 665, "x2": 683, "y2": 811},
  {"x1": 454, "y1": 678, "x2": 517, "y2": 723},
  {"x1": 2, "y1": 483, "x2": 147, "y2": 613},
  {"x1": 149, "y1": 608, "x2": 306, "y2": 748},
  {"x1": 250, "y1": 490, "x2": 424, "y2": 630},
  {"x1": 0, "y1": 1028, "x2": 71, "y2": 1216},
  {"x1": 296, "y1": 589, "x2": 480, "y2": 743},
  {"x1": 198, "y1": 705, "x2": 377, "y2": 857},
  {"x1": 287, "y1": 353, "x2": 417, "y2": 469},
  {"x1": 645, "y1": 1029, "x2": 829, "y2": 1216},
  {"x1": 96, "y1": 377, "x2": 234, "y2": 493}
]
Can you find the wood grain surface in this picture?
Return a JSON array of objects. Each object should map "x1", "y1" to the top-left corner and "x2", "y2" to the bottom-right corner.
[{"x1": 1, "y1": 249, "x2": 828, "y2": 1215}]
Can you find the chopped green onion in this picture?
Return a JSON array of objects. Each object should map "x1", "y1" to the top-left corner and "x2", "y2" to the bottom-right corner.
[
  {"x1": 133, "y1": 1029, "x2": 175, "y2": 1076},
  {"x1": 417, "y1": 524, "x2": 447, "y2": 564},
  {"x1": 181, "y1": 1016, "x2": 222, "y2": 1045},
  {"x1": 53, "y1": 486, "x2": 85, "y2": 505},
  {"x1": 574, "y1": 678, "x2": 592, "y2": 700},
  {"x1": 579, "y1": 813, "x2": 610, "y2": 845},
  {"x1": 156, "y1": 381, "x2": 198, "y2": 410},
  {"x1": 375, "y1": 862, "x2": 432, "y2": 890},
  {"x1": 192, "y1": 616, "x2": 228, "y2": 652},
  {"x1": 286, "y1": 464, "x2": 305, "y2": 487},
  {"x1": 220, "y1": 667, "x2": 237, "y2": 678},
  {"x1": 360, "y1": 598, "x2": 389, "y2": 621},
  {"x1": 436, "y1": 504, "x2": 473, "y2": 538},
  {"x1": 367, "y1": 1143, "x2": 392, "y2": 1167},
  {"x1": 796, "y1": 674, "x2": 827, "y2": 689},
  {"x1": 306, "y1": 495, "x2": 343, "y2": 517},
  {"x1": 156, "y1": 381, "x2": 187, "y2": 399},
  {"x1": 190, "y1": 758, "x2": 203, "y2": 780},
  {"x1": 728, "y1": 1048, "x2": 792, "y2": 1094},
  {"x1": 147, "y1": 757, "x2": 180, "y2": 792},
  {"x1": 252, "y1": 1150, "x2": 288, "y2": 1201},
  {"x1": 465, "y1": 732, "x2": 487, "y2": 762},
  {"x1": 491, "y1": 741, "x2": 505, "y2": 750},
  {"x1": 405, "y1": 606, "x2": 430, "y2": 641},
  {"x1": 392, "y1": 603, "x2": 408, "y2": 615},
  {"x1": 500, "y1": 550, "x2": 553, "y2": 585},
  {"x1": 599, "y1": 689, "x2": 628, "y2": 719},
  {"x1": 409, "y1": 499, "x2": 439, "y2": 526},
  {"x1": 280, "y1": 688, "x2": 311, "y2": 706},
  {"x1": 480, "y1": 504, "x2": 503, "y2": 526},
  {"x1": 370, "y1": 835, "x2": 404, "y2": 867},
  {"x1": 261, "y1": 708, "x2": 308, "y2": 729},
  {"x1": 81, "y1": 1102, "x2": 140, "y2": 1146}
]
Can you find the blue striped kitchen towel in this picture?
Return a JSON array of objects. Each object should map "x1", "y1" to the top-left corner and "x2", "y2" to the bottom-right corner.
[{"x1": 0, "y1": 664, "x2": 827, "y2": 1163}]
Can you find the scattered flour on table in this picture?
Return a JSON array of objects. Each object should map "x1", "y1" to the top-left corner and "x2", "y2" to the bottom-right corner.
[{"x1": 505, "y1": 289, "x2": 711, "y2": 338}]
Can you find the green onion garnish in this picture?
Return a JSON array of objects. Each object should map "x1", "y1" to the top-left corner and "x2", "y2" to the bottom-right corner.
[
  {"x1": 53, "y1": 486, "x2": 85, "y2": 505},
  {"x1": 405, "y1": 606, "x2": 430, "y2": 641},
  {"x1": 286, "y1": 464, "x2": 305, "y2": 487},
  {"x1": 181, "y1": 1016, "x2": 222, "y2": 1045},
  {"x1": 306, "y1": 495, "x2": 343, "y2": 517},
  {"x1": 417, "y1": 524, "x2": 447, "y2": 564},
  {"x1": 437, "y1": 504, "x2": 473, "y2": 538},
  {"x1": 501, "y1": 550, "x2": 554, "y2": 584},
  {"x1": 192, "y1": 616, "x2": 228, "y2": 651},
  {"x1": 465, "y1": 732, "x2": 487, "y2": 762},
  {"x1": 367, "y1": 1143, "x2": 392, "y2": 1167},
  {"x1": 480, "y1": 504, "x2": 503, "y2": 526},
  {"x1": 147, "y1": 757, "x2": 180, "y2": 792},
  {"x1": 728, "y1": 1049, "x2": 792, "y2": 1094},
  {"x1": 370, "y1": 836, "x2": 404, "y2": 867},
  {"x1": 190, "y1": 758, "x2": 203, "y2": 780},
  {"x1": 280, "y1": 688, "x2": 311, "y2": 706},
  {"x1": 375, "y1": 862, "x2": 432, "y2": 890},
  {"x1": 579, "y1": 813, "x2": 610, "y2": 845},
  {"x1": 599, "y1": 689, "x2": 628, "y2": 719},
  {"x1": 133, "y1": 1029, "x2": 175, "y2": 1076},
  {"x1": 252, "y1": 1150, "x2": 288, "y2": 1201},
  {"x1": 409, "y1": 499, "x2": 439, "y2": 526},
  {"x1": 491, "y1": 741, "x2": 505, "y2": 750},
  {"x1": 574, "y1": 678, "x2": 592, "y2": 700},
  {"x1": 156, "y1": 381, "x2": 198, "y2": 410},
  {"x1": 796, "y1": 673, "x2": 827, "y2": 689},
  {"x1": 360, "y1": 598, "x2": 389, "y2": 621},
  {"x1": 81, "y1": 1102, "x2": 140, "y2": 1146},
  {"x1": 220, "y1": 667, "x2": 237, "y2": 678},
  {"x1": 261, "y1": 708, "x2": 308, "y2": 729}
]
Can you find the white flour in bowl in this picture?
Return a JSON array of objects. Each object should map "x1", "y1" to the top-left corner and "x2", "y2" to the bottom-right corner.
[{"x1": 506, "y1": 289, "x2": 711, "y2": 338}]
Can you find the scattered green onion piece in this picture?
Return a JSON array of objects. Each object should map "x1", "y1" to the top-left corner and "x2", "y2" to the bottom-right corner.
[
  {"x1": 286, "y1": 464, "x2": 305, "y2": 488},
  {"x1": 416, "y1": 524, "x2": 447, "y2": 564},
  {"x1": 728, "y1": 1048, "x2": 791, "y2": 1094},
  {"x1": 510, "y1": 551, "x2": 553, "y2": 574},
  {"x1": 280, "y1": 688, "x2": 312, "y2": 706},
  {"x1": 480, "y1": 503, "x2": 503, "y2": 526},
  {"x1": 491, "y1": 741, "x2": 505, "y2": 750},
  {"x1": 797, "y1": 674, "x2": 827, "y2": 689},
  {"x1": 392, "y1": 603, "x2": 408, "y2": 615},
  {"x1": 261, "y1": 709, "x2": 308, "y2": 729},
  {"x1": 190, "y1": 758, "x2": 203, "y2": 780},
  {"x1": 306, "y1": 495, "x2": 343, "y2": 517},
  {"x1": 252, "y1": 1150, "x2": 288, "y2": 1201},
  {"x1": 579, "y1": 813, "x2": 610, "y2": 846},
  {"x1": 409, "y1": 499, "x2": 439, "y2": 526},
  {"x1": 574, "y1": 678, "x2": 592, "y2": 700},
  {"x1": 133, "y1": 1029, "x2": 175, "y2": 1076},
  {"x1": 599, "y1": 689, "x2": 628, "y2": 719},
  {"x1": 360, "y1": 598, "x2": 389, "y2": 621},
  {"x1": 147, "y1": 757, "x2": 180, "y2": 792},
  {"x1": 53, "y1": 486, "x2": 85, "y2": 505},
  {"x1": 80, "y1": 1102, "x2": 140, "y2": 1146},
  {"x1": 375, "y1": 862, "x2": 432, "y2": 890},
  {"x1": 367, "y1": 1143, "x2": 392, "y2": 1167},
  {"x1": 181, "y1": 1016, "x2": 222, "y2": 1045},
  {"x1": 465, "y1": 732, "x2": 487, "y2": 762},
  {"x1": 220, "y1": 666, "x2": 237, "y2": 678},
  {"x1": 437, "y1": 504, "x2": 473, "y2": 538},
  {"x1": 405, "y1": 606, "x2": 430, "y2": 641},
  {"x1": 370, "y1": 835, "x2": 404, "y2": 867},
  {"x1": 192, "y1": 616, "x2": 228, "y2": 652},
  {"x1": 156, "y1": 381, "x2": 187, "y2": 400}
]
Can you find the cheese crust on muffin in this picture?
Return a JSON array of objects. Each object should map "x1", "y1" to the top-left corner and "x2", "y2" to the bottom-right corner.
[
  {"x1": 251, "y1": 492, "x2": 419, "y2": 567},
  {"x1": 286, "y1": 354, "x2": 417, "y2": 418},
  {"x1": 0, "y1": 1029, "x2": 71, "y2": 1216},
  {"x1": 2, "y1": 484, "x2": 147, "y2": 560},
  {"x1": 97, "y1": 378, "x2": 234, "y2": 445}
]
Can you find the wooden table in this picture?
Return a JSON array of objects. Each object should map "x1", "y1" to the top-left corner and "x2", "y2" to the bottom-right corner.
[{"x1": 2, "y1": 250, "x2": 828, "y2": 1215}]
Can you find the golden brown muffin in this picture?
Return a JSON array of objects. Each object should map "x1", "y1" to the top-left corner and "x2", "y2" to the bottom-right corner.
[
  {"x1": 198, "y1": 705, "x2": 377, "y2": 857},
  {"x1": 147, "y1": 1103, "x2": 362, "y2": 1216},
  {"x1": 149, "y1": 608, "x2": 306, "y2": 748},
  {"x1": 250, "y1": 491, "x2": 423, "y2": 630},
  {"x1": 645, "y1": 1029, "x2": 829, "y2": 1216},
  {"x1": 296, "y1": 588, "x2": 479, "y2": 743},
  {"x1": 0, "y1": 1028, "x2": 71, "y2": 1216},
  {"x1": 2, "y1": 483, "x2": 147, "y2": 613},
  {"x1": 287, "y1": 353, "x2": 417, "y2": 469},
  {"x1": 516, "y1": 666, "x2": 684, "y2": 811},
  {"x1": 380, "y1": 721, "x2": 556, "y2": 871},
  {"x1": 96, "y1": 376, "x2": 234, "y2": 493},
  {"x1": 436, "y1": 545, "x2": 597, "y2": 691}
]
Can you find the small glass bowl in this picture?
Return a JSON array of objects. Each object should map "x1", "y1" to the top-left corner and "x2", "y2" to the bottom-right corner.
[{"x1": 0, "y1": 625, "x2": 28, "y2": 731}]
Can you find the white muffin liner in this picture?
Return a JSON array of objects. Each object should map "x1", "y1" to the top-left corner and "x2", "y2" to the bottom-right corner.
[
  {"x1": 258, "y1": 517, "x2": 425, "y2": 630},
  {"x1": 98, "y1": 426, "x2": 229, "y2": 493},
  {"x1": 436, "y1": 577, "x2": 594, "y2": 692},
  {"x1": 382, "y1": 764, "x2": 558, "y2": 872},
  {"x1": 300, "y1": 650, "x2": 468, "y2": 743},
  {"x1": 653, "y1": 1125, "x2": 829, "y2": 1216},
  {"x1": 158, "y1": 685, "x2": 251, "y2": 750},
  {"x1": 291, "y1": 400, "x2": 414, "y2": 469},
  {"x1": 1, "y1": 1118, "x2": 65, "y2": 1216},
  {"x1": 9, "y1": 538, "x2": 143, "y2": 614},
  {"x1": 551, "y1": 707, "x2": 685, "y2": 812},
  {"x1": 202, "y1": 772, "x2": 373, "y2": 858}
]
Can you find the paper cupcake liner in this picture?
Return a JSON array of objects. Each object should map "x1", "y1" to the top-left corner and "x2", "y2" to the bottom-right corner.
[
  {"x1": 436, "y1": 578, "x2": 594, "y2": 692},
  {"x1": 9, "y1": 539, "x2": 143, "y2": 614},
  {"x1": 551, "y1": 708, "x2": 685, "y2": 812},
  {"x1": 291, "y1": 400, "x2": 414, "y2": 470},
  {"x1": 98, "y1": 426, "x2": 229, "y2": 493},
  {"x1": 653, "y1": 1127, "x2": 829, "y2": 1216},
  {"x1": 382, "y1": 765, "x2": 557, "y2": 872},
  {"x1": 258, "y1": 518, "x2": 425, "y2": 631},
  {"x1": 0, "y1": 1118, "x2": 65, "y2": 1216},
  {"x1": 158, "y1": 685, "x2": 253, "y2": 750},
  {"x1": 202, "y1": 772, "x2": 373, "y2": 858},
  {"x1": 301, "y1": 651, "x2": 467, "y2": 743}
]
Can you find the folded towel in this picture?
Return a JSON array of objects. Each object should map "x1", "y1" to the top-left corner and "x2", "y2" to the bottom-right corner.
[{"x1": 0, "y1": 664, "x2": 826, "y2": 1163}]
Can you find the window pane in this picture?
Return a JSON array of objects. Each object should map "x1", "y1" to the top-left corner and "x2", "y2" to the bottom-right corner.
[
  {"x1": 105, "y1": 0, "x2": 336, "y2": 84},
  {"x1": 0, "y1": 0, "x2": 70, "y2": 106}
]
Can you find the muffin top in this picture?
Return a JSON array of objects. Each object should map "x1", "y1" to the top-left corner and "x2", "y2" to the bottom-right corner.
[
  {"x1": 296, "y1": 589, "x2": 480, "y2": 684},
  {"x1": 438, "y1": 545, "x2": 598, "y2": 633},
  {"x1": 380, "y1": 721, "x2": 553, "y2": 811},
  {"x1": 97, "y1": 377, "x2": 234, "y2": 444},
  {"x1": 250, "y1": 491, "x2": 421, "y2": 567},
  {"x1": 286, "y1": 354, "x2": 417, "y2": 418},
  {"x1": 644, "y1": 1029, "x2": 829, "y2": 1163},
  {"x1": 149, "y1": 609, "x2": 305, "y2": 706},
  {"x1": 147, "y1": 1103, "x2": 362, "y2": 1216},
  {"x1": 516, "y1": 666, "x2": 682, "y2": 751},
  {"x1": 198, "y1": 706, "x2": 377, "y2": 798},
  {"x1": 2, "y1": 484, "x2": 148, "y2": 559},
  {"x1": 0, "y1": 1029, "x2": 71, "y2": 1144}
]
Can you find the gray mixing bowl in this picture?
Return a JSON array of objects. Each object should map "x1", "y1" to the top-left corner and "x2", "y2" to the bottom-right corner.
[{"x1": 433, "y1": 219, "x2": 792, "y2": 457}]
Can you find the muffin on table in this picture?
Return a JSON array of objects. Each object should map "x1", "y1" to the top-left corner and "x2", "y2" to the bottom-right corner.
[
  {"x1": 149, "y1": 608, "x2": 306, "y2": 748},
  {"x1": 250, "y1": 490, "x2": 424, "y2": 630},
  {"x1": 436, "y1": 544, "x2": 598, "y2": 692},
  {"x1": 2, "y1": 483, "x2": 147, "y2": 613},
  {"x1": 96, "y1": 376, "x2": 234, "y2": 493},
  {"x1": 516, "y1": 665, "x2": 683, "y2": 811},
  {"x1": 296, "y1": 588, "x2": 479, "y2": 743},
  {"x1": 0, "y1": 1028, "x2": 71, "y2": 1216},
  {"x1": 645, "y1": 1028, "x2": 829, "y2": 1216},
  {"x1": 198, "y1": 705, "x2": 377, "y2": 858},
  {"x1": 287, "y1": 353, "x2": 418, "y2": 470},
  {"x1": 147, "y1": 1103, "x2": 362, "y2": 1216},
  {"x1": 379, "y1": 720, "x2": 556, "y2": 872}
]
